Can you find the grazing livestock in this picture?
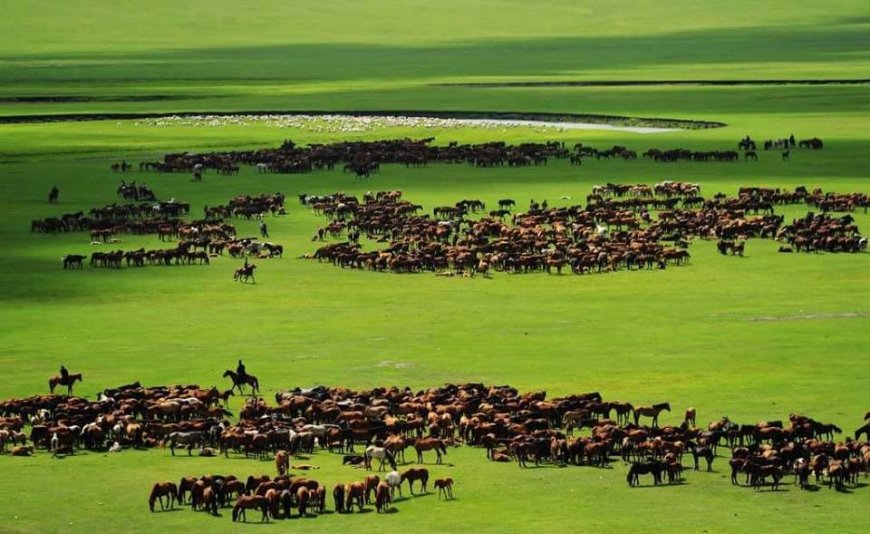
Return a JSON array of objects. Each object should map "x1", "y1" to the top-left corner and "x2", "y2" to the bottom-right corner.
[
  {"x1": 149, "y1": 482, "x2": 179, "y2": 512},
  {"x1": 434, "y1": 478, "x2": 454, "y2": 500}
]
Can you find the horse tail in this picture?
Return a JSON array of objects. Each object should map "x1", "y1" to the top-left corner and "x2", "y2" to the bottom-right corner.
[
  {"x1": 626, "y1": 468, "x2": 634, "y2": 485},
  {"x1": 148, "y1": 484, "x2": 157, "y2": 512}
]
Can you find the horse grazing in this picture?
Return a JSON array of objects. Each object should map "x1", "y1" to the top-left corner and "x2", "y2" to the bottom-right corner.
[
  {"x1": 414, "y1": 437, "x2": 447, "y2": 464},
  {"x1": 232, "y1": 495, "x2": 269, "y2": 522},
  {"x1": 149, "y1": 481, "x2": 179, "y2": 512},
  {"x1": 401, "y1": 468, "x2": 429, "y2": 494},
  {"x1": 373, "y1": 482, "x2": 391, "y2": 513},
  {"x1": 164, "y1": 431, "x2": 205, "y2": 456},
  {"x1": 49, "y1": 373, "x2": 83, "y2": 396},
  {"x1": 365, "y1": 446, "x2": 397, "y2": 471},
  {"x1": 233, "y1": 263, "x2": 257, "y2": 283},
  {"x1": 633, "y1": 402, "x2": 670, "y2": 427},
  {"x1": 626, "y1": 460, "x2": 665, "y2": 486},
  {"x1": 434, "y1": 478, "x2": 454, "y2": 500},
  {"x1": 222, "y1": 369, "x2": 260, "y2": 395}
]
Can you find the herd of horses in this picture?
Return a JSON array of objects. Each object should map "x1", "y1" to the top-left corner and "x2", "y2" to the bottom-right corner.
[
  {"x1": 303, "y1": 182, "x2": 865, "y2": 276},
  {"x1": 1, "y1": 379, "x2": 868, "y2": 499},
  {"x1": 148, "y1": 466, "x2": 453, "y2": 521},
  {"x1": 130, "y1": 135, "x2": 823, "y2": 180}
]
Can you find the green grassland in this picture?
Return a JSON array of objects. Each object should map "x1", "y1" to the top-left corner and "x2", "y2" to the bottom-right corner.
[{"x1": 0, "y1": 1, "x2": 869, "y2": 533}]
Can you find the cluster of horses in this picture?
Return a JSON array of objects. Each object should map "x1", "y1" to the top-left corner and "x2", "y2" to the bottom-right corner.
[
  {"x1": 117, "y1": 182, "x2": 156, "y2": 201},
  {"x1": 303, "y1": 180, "x2": 867, "y2": 276},
  {"x1": 135, "y1": 133, "x2": 826, "y2": 183},
  {"x1": 31, "y1": 200, "x2": 190, "y2": 237},
  {"x1": 143, "y1": 139, "x2": 575, "y2": 178},
  {"x1": 305, "y1": 190, "x2": 692, "y2": 276},
  {"x1": 149, "y1": 467, "x2": 453, "y2": 521},
  {"x1": 2, "y1": 378, "x2": 868, "y2": 500},
  {"x1": 205, "y1": 193, "x2": 286, "y2": 220},
  {"x1": 777, "y1": 213, "x2": 867, "y2": 253},
  {"x1": 86, "y1": 247, "x2": 212, "y2": 268}
]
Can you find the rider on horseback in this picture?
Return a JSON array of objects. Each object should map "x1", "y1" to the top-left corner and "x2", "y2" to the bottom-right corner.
[
  {"x1": 237, "y1": 359, "x2": 247, "y2": 383},
  {"x1": 60, "y1": 365, "x2": 69, "y2": 381}
]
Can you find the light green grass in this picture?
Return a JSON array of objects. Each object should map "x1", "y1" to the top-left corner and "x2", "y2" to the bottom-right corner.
[{"x1": 0, "y1": 1, "x2": 869, "y2": 532}]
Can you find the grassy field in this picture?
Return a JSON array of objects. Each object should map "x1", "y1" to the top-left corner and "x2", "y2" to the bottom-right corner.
[{"x1": 0, "y1": 1, "x2": 869, "y2": 533}]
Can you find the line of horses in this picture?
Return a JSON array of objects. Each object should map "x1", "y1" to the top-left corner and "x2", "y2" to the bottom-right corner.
[
  {"x1": 138, "y1": 135, "x2": 822, "y2": 180},
  {"x1": 148, "y1": 466, "x2": 453, "y2": 521},
  {"x1": 2, "y1": 380, "x2": 868, "y2": 500}
]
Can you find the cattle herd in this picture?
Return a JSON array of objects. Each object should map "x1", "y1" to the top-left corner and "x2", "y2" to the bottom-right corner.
[{"x1": 303, "y1": 183, "x2": 866, "y2": 276}]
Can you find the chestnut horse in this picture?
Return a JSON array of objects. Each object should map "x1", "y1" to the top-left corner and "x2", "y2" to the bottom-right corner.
[
  {"x1": 375, "y1": 482, "x2": 392, "y2": 512},
  {"x1": 633, "y1": 402, "x2": 671, "y2": 427},
  {"x1": 414, "y1": 437, "x2": 447, "y2": 464},
  {"x1": 49, "y1": 373, "x2": 83, "y2": 396},
  {"x1": 232, "y1": 495, "x2": 269, "y2": 522},
  {"x1": 149, "y1": 481, "x2": 179, "y2": 512}
]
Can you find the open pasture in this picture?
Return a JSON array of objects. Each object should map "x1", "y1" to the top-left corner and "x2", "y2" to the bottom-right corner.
[{"x1": 1, "y1": 1, "x2": 869, "y2": 532}]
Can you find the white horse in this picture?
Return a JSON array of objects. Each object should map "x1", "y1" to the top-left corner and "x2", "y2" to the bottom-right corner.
[
  {"x1": 365, "y1": 446, "x2": 397, "y2": 471},
  {"x1": 302, "y1": 424, "x2": 338, "y2": 447},
  {"x1": 385, "y1": 471, "x2": 402, "y2": 498},
  {"x1": 596, "y1": 223, "x2": 609, "y2": 236}
]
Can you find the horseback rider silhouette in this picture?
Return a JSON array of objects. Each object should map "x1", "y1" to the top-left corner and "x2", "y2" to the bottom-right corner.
[
  {"x1": 237, "y1": 359, "x2": 247, "y2": 383},
  {"x1": 60, "y1": 365, "x2": 69, "y2": 381}
]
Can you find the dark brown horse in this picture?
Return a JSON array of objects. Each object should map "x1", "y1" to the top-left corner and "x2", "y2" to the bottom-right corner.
[
  {"x1": 401, "y1": 468, "x2": 429, "y2": 494},
  {"x1": 223, "y1": 369, "x2": 260, "y2": 395},
  {"x1": 233, "y1": 263, "x2": 257, "y2": 283},
  {"x1": 434, "y1": 478, "x2": 454, "y2": 500},
  {"x1": 149, "y1": 481, "x2": 179, "y2": 512},
  {"x1": 414, "y1": 437, "x2": 447, "y2": 464},
  {"x1": 49, "y1": 373, "x2": 82, "y2": 395}
]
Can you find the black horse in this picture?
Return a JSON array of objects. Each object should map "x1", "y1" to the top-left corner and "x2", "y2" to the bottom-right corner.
[
  {"x1": 48, "y1": 186, "x2": 59, "y2": 203},
  {"x1": 223, "y1": 369, "x2": 260, "y2": 395},
  {"x1": 626, "y1": 459, "x2": 665, "y2": 486}
]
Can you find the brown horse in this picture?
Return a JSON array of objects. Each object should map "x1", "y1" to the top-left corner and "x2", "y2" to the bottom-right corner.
[
  {"x1": 434, "y1": 478, "x2": 454, "y2": 500},
  {"x1": 232, "y1": 495, "x2": 269, "y2": 522},
  {"x1": 633, "y1": 402, "x2": 671, "y2": 427},
  {"x1": 275, "y1": 450, "x2": 290, "y2": 476},
  {"x1": 233, "y1": 263, "x2": 257, "y2": 283},
  {"x1": 332, "y1": 483, "x2": 345, "y2": 513},
  {"x1": 149, "y1": 481, "x2": 179, "y2": 512},
  {"x1": 296, "y1": 487, "x2": 310, "y2": 517},
  {"x1": 375, "y1": 482, "x2": 392, "y2": 513},
  {"x1": 364, "y1": 475, "x2": 380, "y2": 504},
  {"x1": 49, "y1": 373, "x2": 83, "y2": 396},
  {"x1": 415, "y1": 437, "x2": 447, "y2": 464},
  {"x1": 401, "y1": 468, "x2": 429, "y2": 494},
  {"x1": 684, "y1": 407, "x2": 696, "y2": 427},
  {"x1": 344, "y1": 482, "x2": 365, "y2": 512}
]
